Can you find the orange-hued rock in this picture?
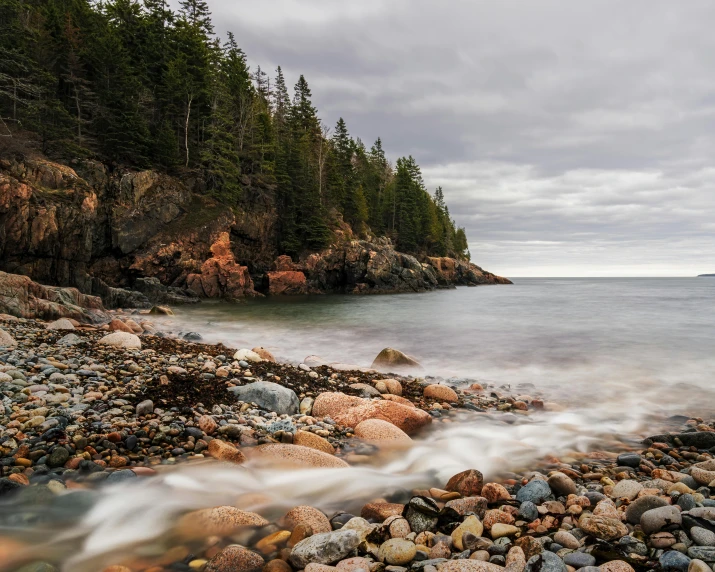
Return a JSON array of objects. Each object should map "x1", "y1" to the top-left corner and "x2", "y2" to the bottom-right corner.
[
  {"x1": 381, "y1": 394, "x2": 415, "y2": 407},
  {"x1": 446, "y1": 469, "x2": 484, "y2": 497},
  {"x1": 333, "y1": 400, "x2": 432, "y2": 435},
  {"x1": 252, "y1": 347, "x2": 277, "y2": 362},
  {"x1": 354, "y1": 419, "x2": 412, "y2": 444},
  {"x1": 177, "y1": 506, "x2": 269, "y2": 539},
  {"x1": 361, "y1": 502, "x2": 405, "y2": 521},
  {"x1": 249, "y1": 444, "x2": 349, "y2": 468},
  {"x1": 381, "y1": 379, "x2": 403, "y2": 396},
  {"x1": 282, "y1": 506, "x2": 332, "y2": 534},
  {"x1": 198, "y1": 415, "x2": 218, "y2": 435},
  {"x1": 186, "y1": 232, "x2": 259, "y2": 299},
  {"x1": 481, "y1": 483, "x2": 512, "y2": 504},
  {"x1": 293, "y1": 430, "x2": 336, "y2": 454},
  {"x1": 207, "y1": 439, "x2": 246, "y2": 464},
  {"x1": 424, "y1": 384, "x2": 459, "y2": 402},
  {"x1": 108, "y1": 319, "x2": 134, "y2": 333},
  {"x1": 205, "y1": 544, "x2": 265, "y2": 572},
  {"x1": 371, "y1": 347, "x2": 422, "y2": 371},
  {"x1": 312, "y1": 392, "x2": 367, "y2": 418},
  {"x1": 266, "y1": 271, "x2": 308, "y2": 296}
]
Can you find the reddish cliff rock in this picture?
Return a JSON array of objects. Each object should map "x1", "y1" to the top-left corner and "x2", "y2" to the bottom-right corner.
[
  {"x1": 265, "y1": 271, "x2": 309, "y2": 296},
  {"x1": 186, "y1": 233, "x2": 260, "y2": 299}
]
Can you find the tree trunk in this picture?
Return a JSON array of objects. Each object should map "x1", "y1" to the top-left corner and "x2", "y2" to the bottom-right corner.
[{"x1": 185, "y1": 94, "x2": 193, "y2": 167}]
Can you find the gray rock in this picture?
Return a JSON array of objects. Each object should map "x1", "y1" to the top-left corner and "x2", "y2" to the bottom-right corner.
[
  {"x1": 524, "y1": 551, "x2": 567, "y2": 572},
  {"x1": 135, "y1": 399, "x2": 154, "y2": 416},
  {"x1": 99, "y1": 332, "x2": 141, "y2": 349},
  {"x1": 547, "y1": 472, "x2": 577, "y2": 496},
  {"x1": 616, "y1": 453, "x2": 642, "y2": 468},
  {"x1": 516, "y1": 479, "x2": 552, "y2": 504},
  {"x1": 641, "y1": 505, "x2": 682, "y2": 534},
  {"x1": 289, "y1": 529, "x2": 360, "y2": 567},
  {"x1": 688, "y1": 547, "x2": 715, "y2": 562},
  {"x1": 518, "y1": 501, "x2": 539, "y2": 522},
  {"x1": 13, "y1": 563, "x2": 58, "y2": 572},
  {"x1": 692, "y1": 527, "x2": 715, "y2": 547},
  {"x1": 611, "y1": 479, "x2": 643, "y2": 500},
  {"x1": 47, "y1": 447, "x2": 69, "y2": 468},
  {"x1": 563, "y1": 552, "x2": 596, "y2": 568},
  {"x1": 106, "y1": 470, "x2": 138, "y2": 485},
  {"x1": 660, "y1": 550, "x2": 691, "y2": 571},
  {"x1": 625, "y1": 495, "x2": 669, "y2": 524},
  {"x1": 57, "y1": 333, "x2": 83, "y2": 346},
  {"x1": 229, "y1": 381, "x2": 299, "y2": 415},
  {"x1": 46, "y1": 319, "x2": 75, "y2": 330},
  {"x1": 677, "y1": 494, "x2": 696, "y2": 512}
]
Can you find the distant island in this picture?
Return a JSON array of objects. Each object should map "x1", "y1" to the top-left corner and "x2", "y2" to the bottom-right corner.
[{"x1": 698, "y1": 274, "x2": 715, "y2": 277}]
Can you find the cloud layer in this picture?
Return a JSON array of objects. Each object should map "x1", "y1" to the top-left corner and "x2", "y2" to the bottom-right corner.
[{"x1": 198, "y1": 0, "x2": 715, "y2": 276}]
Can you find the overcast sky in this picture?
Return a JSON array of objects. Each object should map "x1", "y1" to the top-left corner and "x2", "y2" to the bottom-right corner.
[{"x1": 197, "y1": 0, "x2": 715, "y2": 277}]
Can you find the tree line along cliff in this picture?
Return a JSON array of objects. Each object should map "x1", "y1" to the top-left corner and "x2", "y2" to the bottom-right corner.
[
  {"x1": 0, "y1": 0, "x2": 510, "y2": 309},
  {"x1": 1, "y1": 0, "x2": 470, "y2": 259}
]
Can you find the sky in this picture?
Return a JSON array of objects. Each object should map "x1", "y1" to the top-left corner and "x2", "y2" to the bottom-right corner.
[{"x1": 194, "y1": 0, "x2": 715, "y2": 277}]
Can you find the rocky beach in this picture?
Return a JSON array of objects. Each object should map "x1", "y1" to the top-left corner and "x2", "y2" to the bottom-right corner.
[{"x1": 2, "y1": 313, "x2": 715, "y2": 572}]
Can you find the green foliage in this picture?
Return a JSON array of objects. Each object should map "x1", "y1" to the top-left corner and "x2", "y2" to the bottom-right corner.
[{"x1": 0, "y1": 0, "x2": 471, "y2": 260}]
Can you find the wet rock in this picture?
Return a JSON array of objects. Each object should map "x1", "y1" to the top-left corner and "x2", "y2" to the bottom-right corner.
[
  {"x1": 625, "y1": 495, "x2": 668, "y2": 524},
  {"x1": 289, "y1": 530, "x2": 361, "y2": 567},
  {"x1": 564, "y1": 552, "x2": 596, "y2": 568},
  {"x1": 579, "y1": 515, "x2": 628, "y2": 540},
  {"x1": 98, "y1": 332, "x2": 141, "y2": 349},
  {"x1": 233, "y1": 348, "x2": 263, "y2": 363},
  {"x1": 250, "y1": 444, "x2": 348, "y2": 468},
  {"x1": 640, "y1": 505, "x2": 682, "y2": 535},
  {"x1": 293, "y1": 430, "x2": 336, "y2": 454},
  {"x1": 333, "y1": 400, "x2": 432, "y2": 435},
  {"x1": 659, "y1": 550, "x2": 691, "y2": 572},
  {"x1": 205, "y1": 545, "x2": 265, "y2": 572},
  {"x1": 611, "y1": 480, "x2": 642, "y2": 501},
  {"x1": 284, "y1": 506, "x2": 332, "y2": 534},
  {"x1": 547, "y1": 472, "x2": 577, "y2": 497},
  {"x1": 354, "y1": 419, "x2": 412, "y2": 444},
  {"x1": 229, "y1": 381, "x2": 299, "y2": 415},
  {"x1": 312, "y1": 392, "x2": 366, "y2": 418},
  {"x1": 371, "y1": 348, "x2": 422, "y2": 371},
  {"x1": 436, "y1": 561, "x2": 505, "y2": 572},
  {"x1": 481, "y1": 483, "x2": 511, "y2": 504},
  {"x1": 690, "y1": 460, "x2": 715, "y2": 486},
  {"x1": 251, "y1": 347, "x2": 276, "y2": 362},
  {"x1": 446, "y1": 470, "x2": 484, "y2": 497},
  {"x1": 379, "y1": 538, "x2": 417, "y2": 565},
  {"x1": 524, "y1": 551, "x2": 567, "y2": 572},
  {"x1": 207, "y1": 439, "x2": 246, "y2": 464},
  {"x1": 446, "y1": 497, "x2": 488, "y2": 518},
  {"x1": 452, "y1": 516, "x2": 484, "y2": 550},
  {"x1": 516, "y1": 479, "x2": 551, "y2": 504},
  {"x1": 135, "y1": 399, "x2": 154, "y2": 416},
  {"x1": 361, "y1": 503, "x2": 405, "y2": 521},
  {"x1": 518, "y1": 501, "x2": 539, "y2": 522},
  {"x1": 424, "y1": 385, "x2": 459, "y2": 402},
  {"x1": 616, "y1": 453, "x2": 642, "y2": 468},
  {"x1": 405, "y1": 497, "x2": 440, "y2": 533},
  {"x1": 178, "y1": 506, "x2": 269, "y2": 539},
  {"x1": 47, "y1": 447, "x2": 69, "y2": 468}
]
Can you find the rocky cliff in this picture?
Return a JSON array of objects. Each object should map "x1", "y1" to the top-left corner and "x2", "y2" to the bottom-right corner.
[{"x1": 0, "y1": 155, "x2": 510, "y2": 309}]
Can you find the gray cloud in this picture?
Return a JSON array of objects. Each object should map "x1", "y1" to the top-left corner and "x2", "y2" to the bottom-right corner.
[{"x1": 193, "y1": 0, "x2": 715, "y2": 276}]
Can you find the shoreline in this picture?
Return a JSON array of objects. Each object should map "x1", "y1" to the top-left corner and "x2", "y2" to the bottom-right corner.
[{"x1": 1, "y1": 317, "x2": 715, "y2": 572}]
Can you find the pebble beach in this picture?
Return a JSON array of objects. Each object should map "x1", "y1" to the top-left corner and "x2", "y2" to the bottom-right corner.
[{"x1": 2, "y1": 313, "x2": 715, "y2": 572}]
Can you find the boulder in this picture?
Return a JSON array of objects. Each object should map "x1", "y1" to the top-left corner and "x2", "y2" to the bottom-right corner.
[
  {"x1": 333, "y1": 400, "x2": 432, "y2": 434},
  {"x1": 98, "y1": 332, "x2": 141, "y2": 349},
  {"x1": 229, "y1": 381, "x2": 299, "y2": 415},
  {"x1": 289, "y1": 530, "x2": 361, "y2": 568},
  {"x1": 266, "y1": 271, "x2": 309, "y2": 296},
  {"x1": 46, "y1": 318, "x2": 75, "y2": 330},
  {"x1": 233, "y1": 348, "x2": 262, "y2": 363},
  {"x1": 0, "y1": 328, "x2": 16, "y2": 348},
  {"x1": 205, "y1": 545, "x2": 265, "y2": 572},
  {"x1": 371, "y1": 347, "x2": 422, "y2": 371},
  {"x1": 249, "y1": 444, "x2": 349, "y2": 468},
  {"x1": 312, "y1": 392, "x2": 366, "y2": 418},
  {"x1": 424, "y1": 384, "x2": 459, "y2": 402},
  {"x1": 354, "y1": 419, "x2": 412, "y2": 444},
  {"x1": 252, "y1": 347, "x2": 276, "y2": 362}
]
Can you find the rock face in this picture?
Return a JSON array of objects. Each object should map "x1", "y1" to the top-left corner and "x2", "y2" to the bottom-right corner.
[
  {"x1": 0, "y1": 157, "x2": 509, "y2": 305},
  {"x1": 0, "y1": 271, "x2": 107, "y2": 323}
]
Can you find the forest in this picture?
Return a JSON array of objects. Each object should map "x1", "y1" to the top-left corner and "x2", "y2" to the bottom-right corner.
[{"x1": 0, "y1": 0, "x2": 471, "y2": 260}]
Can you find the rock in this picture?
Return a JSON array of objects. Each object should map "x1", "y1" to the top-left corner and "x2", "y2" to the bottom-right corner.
[
  {"x1": 691, "y1": 527, "x2": 715, "y2": 547},
  {"x1": 57, "y1": 333, "x2": 82, "y2": 346},
  {"x1": 687, "y1": 547, "x2": 715, "y2": 562},
  {"x1": 547, "y1": 472, "x2": 577, "y2": 496},
  {"x1": 205, "y1": 545, "x2": 265, "y2": 572},
  {"x1": 283, "y1": 506, "x2": 332, "y2": 534},
  {"x1": 640, "y1": 505, "x2": 682, "y2": 535},
  {"x1": 578, "y1": 514, "x2": 628, "y2": 540},
  {"x1": 625, "y1": 495, "x2": 668, "y2": 524},
  {"x1": 524, "y1": 552, "x2": 567, "y2": 572},
  {"x1": 446, "y1": 497, "x2": 488, "y2": 518},
  {"x1": 229, "y1": 381, "x2": 299, "y2": 415},
  {"x1": 252, "y1": 347, "x2": 276, "y2": 362},
  {"x1": 0, "y1": 327, "x2": 17, "y2": 348},
  {"x1": 378, "y1": 538, "x2": 417, "y2": 565},
  {"x1": 135, "y1": 399, "x2": 154, "y2": 416},
  {"x1": 233, "y1": 348, "x2": 263, "y2": 363},
  {"x1": 351, "y1": 383, "x2": 382, "y2": 398},
  {"x1": 198, "y1": 415, "x2": 218, "y2": 435},
  {"x1": 491, "y1": 523, "x2": 518, "y2": 539},
  {"x1": 289, "y1": 530, "x2": 361, "y2": 567},
  {"x1": 518, "y1": 501, "x2": 539, "y2": 522},
  {"x1": 337, "y1": 557, "x2": 373, "y2": 572},
  {"x1": 659, "y1": 551, "x2": 691, "y2": 572},
  {"x1": 186, "y1": 233, "x2": 259, "y2": 299},
  {"x1": 371, "y1": 348, "x2": 422, "y2": 371},
  {"x1": 293, "y1": 430, "x2": 336, "y2": 454},
  {"x1": 599, "y1": 562, "x2": 635, "y2": 572},
  {"x1": 481, "y1": 482, "x2": 511, "y2": 504},
  {"x1": 354, "y1": 419, "x2": 412, "y2": 444},
  {"x1": 553, "y1": 531, "x2": 580, "y2": 550},
  {"x1": 250, "y1": 444, "x2": 348, "y2": 468},
  {"x1": 446, "y1": 470, "x2": 484, "y2": 497},
  {"x1": 516, "y1": 479, "x2": 551, "y2": 504},
  {"x1": 616, "y1": 453, "x2": 642, "y2": 468},
  {"x1": 98, "y1": 332, "x2": 141, "y2": 349},
  {"x1": 47, "y1": 447, "x2": 69, "y2": 468},
  {"x1": 689, "y1": 560, "x2": 712, "y2": 572},
  {"x1": 207, "y1": 439, "x2": 246, "y2": 464},
  {"x1": 361, "y1": 503, "x2": 405, "y2": 521},
  {"x1": 424, "y1": 385, "x2": 459, "y2": 402},
  {"x1": 312, "y1": 392, "x2": 367, "y2": 418},
  {"x1": 108, "y1": 319, "x2": 134, "y2": 333},
  {"x1": 46, "y1": 318, "x2": 75, "y2": 330},
  {"x1": 452, "y1": 516, "x2": 484, "y2": 550},
  {"x1": 149, "y1": 305, "x2": 174, "y2": 315},
  {"x1": 332, "y1": 400, "x2": 432, "y2": 435},
  {"x1": 611, "y1": 479, "x2": 643, "y2": 501},
  {"x1": 178, "y1": 507, "x2": 269, "y2": 539},
  {"x1": 266, "y1": 271, "x2": 309, "y2": 296},
  {"x1": 382, "y1": 379, "x2": 403, "y2": 396},
  {"x1": 564, "y1": 553, "x2": 596, "y2": 568},
  {"x1": 437, "y1": 561, "x2": 505, "y2": 572}
]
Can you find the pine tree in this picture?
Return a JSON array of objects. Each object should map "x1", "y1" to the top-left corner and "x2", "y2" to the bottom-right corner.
[{"x1": 178, "y1": 0, "x2": 213, "y2": 35}]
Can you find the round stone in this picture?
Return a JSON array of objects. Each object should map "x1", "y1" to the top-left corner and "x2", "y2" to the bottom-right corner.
[
  {"x1": 659, "y1": 550, "x2": 691, "y2": 572},
  {"x1": 378, "y1": 538, "x2": 417, "y2": 565}
]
